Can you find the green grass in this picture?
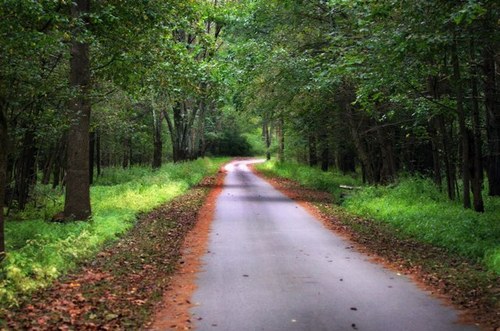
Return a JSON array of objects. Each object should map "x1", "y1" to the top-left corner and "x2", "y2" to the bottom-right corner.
[
  {"x1": 1, "y1": 158, "x2": 228, "y2": 306},
  {"x1": 344, "y1": 177, "x2": 500, "y2": 273},
  {"x1": 256, "y1": 160, "x2": 361, "y2": 202},
  {"x1": 256, "y1": 161, "x2": 500, "y2": 274}
]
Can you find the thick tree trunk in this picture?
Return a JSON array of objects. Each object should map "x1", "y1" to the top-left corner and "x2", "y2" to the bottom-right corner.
[
  {"x1": 0, "y1": 107, "x2": 7, "y2": 261},
  {"x1": 483, "y1": 44, "x2": 500, "y2": 196},
  {"x1": 64, "y1": 0, "x2": 91, "y2": 220},
  {"x1": 452, "y1": 38, "x2": 471, "y2": 209},
  {"x1": 152, "y1": 109, "x2": 162, "y2": 169}
]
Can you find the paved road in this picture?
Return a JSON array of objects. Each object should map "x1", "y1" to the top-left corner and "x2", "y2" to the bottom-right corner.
[{"x1": 190, "y1": 160, "x2": 476, "y2": 331}]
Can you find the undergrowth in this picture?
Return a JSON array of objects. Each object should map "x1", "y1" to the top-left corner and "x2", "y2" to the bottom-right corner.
[
  {"x1": 1, "y1": 158, "x2": 228, "y2": 307},
  {"x1": 256, "y1": 161, "x2": 500, "y2": 274},
  {"x1": 256, "y1": 161, "x2": 361, "y2": 201}
]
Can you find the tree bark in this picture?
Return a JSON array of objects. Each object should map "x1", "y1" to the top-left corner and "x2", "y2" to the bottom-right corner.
[
  {"x1": 452, "y1": 37, "x2": 471, "y2": 209},
  {"x1": 152, "y1": 109, "x2": 162, "y2": 169},
  {"x1": 263, "y1": 119, "x2": 271, "y2": 161},
  {"x1": 320, "y1": 142, "x2": 329, "y2": 172},
  {"x1": 469, "y1": 40, "x2": 484, "y2": 212},
  {"x1": 64, "y1": 0, "x2": 91, "y2": 220},
  {"x1": 437, "y1": 116, "x2": 456, "y2": 200},
  {"x1": 15, "y1": 129, "x2": 37, "y2": 210},
  {"x1": 483, "y1": 44, "x2": 500, "y2": 196},
  {"x1": 277, "y1": 117, "x2": 285, "y2": 163}
]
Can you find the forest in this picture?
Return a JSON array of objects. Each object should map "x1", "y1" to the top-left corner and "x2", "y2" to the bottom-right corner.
[{"x1": 0, "y1": 0, "x2": 499, "y2": 324}]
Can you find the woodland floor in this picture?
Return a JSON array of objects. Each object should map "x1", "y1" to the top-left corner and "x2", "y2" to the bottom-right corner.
[{"x1": 2, "y1": 162, "x2": 499, "y2": 330}]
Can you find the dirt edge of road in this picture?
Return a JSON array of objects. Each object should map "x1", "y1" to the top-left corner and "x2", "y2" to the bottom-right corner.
[
  {"x1": 250, "y1": 164, "x2": 499, "y2": 331},
  {"x1": 148, "y1": 167, "x2": 227, "y2": 330}
]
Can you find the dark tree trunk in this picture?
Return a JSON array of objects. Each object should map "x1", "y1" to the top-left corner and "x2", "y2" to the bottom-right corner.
[
  {"x1": 320, "y1": 143, "x2": 329, "y2": 172},
  {"x1": 41, "y1": 143, "x2": 57, "y2": 185},
  {"x1": 308, "y1": 135, "x2": 318, "y2": 166},
  {"x1": 469, "y1": 40, "x2": 484, "y2": 212},
  {"x1": 376, "y1": 125, "x2": 397, "y2": 183},
  {"x1": 165, "y1": 102, "x2": 196, "y2": 163},
  {"x1": 452, "y1": 38, "x2": 471, "y2": 209},
  {"x1": 64, "y1": 0, "x2": 91, "y2": 220},
  {"x1": 438, "y1": 116, "x2": 456, "y2": 200},
  {"x1": 429, "y1": 120, "x2": 442, "y2": 189},
  {"x1": 483, "y1": 44, "x2": 500, "y2": 196},
  {"x1": 263, "y1": 119, "x2": 271, "y2": 161},
  {"x1": 152, "y1": 109, "x2": 162, "y2": 169},
  {"x1": 15, "y1": 129, "x2": 37, "y2": 210},
  {"x1": 122, "y1": 137, "x2": 131, "y2": 169},
  {"x1": 52, "y1": 136, "x2": 66, "y2": 189},
  {"x1": 0, "y1": 106, "x2": 7, "y2": 261},
  {"x1": 89, "y1": 131, "x2": 95, "y2": 185},
  {"x1": 277, "y1": 117, "x2": 285, "y2": 163}
]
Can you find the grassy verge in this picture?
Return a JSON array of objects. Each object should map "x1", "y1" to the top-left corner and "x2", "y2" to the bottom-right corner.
[
  {"x1": 256, "y1": 161, "x2": 500, "y2": 274},
  {"x1": 256, "y1": 161, "x2": 361, "y2": 202},
  {"x1": 4, "y1": 172, "x2": 221, "y2": 329},
  {"x1": 1, "y1": 158, "x2": 228, "y2": 307}
]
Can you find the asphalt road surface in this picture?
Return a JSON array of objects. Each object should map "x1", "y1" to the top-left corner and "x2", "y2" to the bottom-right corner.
[{"x1": 190, "y1": 160, "x2": 477, "y2": 331}]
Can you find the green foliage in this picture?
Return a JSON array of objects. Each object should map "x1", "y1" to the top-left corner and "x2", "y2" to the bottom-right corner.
[
  {"x1": 1, "y1": 158, "x2": 227, "y2": 307},
  {"x1": 344, "y1": 178, "x2": 500, "y2": 273}
]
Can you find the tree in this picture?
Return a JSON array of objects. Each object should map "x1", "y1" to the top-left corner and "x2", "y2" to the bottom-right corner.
[{"x1": 64, "y1": 0, "x2": 92, "y2": 220}]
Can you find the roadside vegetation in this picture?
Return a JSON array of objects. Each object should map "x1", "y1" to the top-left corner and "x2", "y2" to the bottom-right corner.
[
  {"x1": 256, "y1": 161, "x2": 500, "y2": 274},
  {"x1": 1, "y1": 158, "x2": 227, "y2": 307}
]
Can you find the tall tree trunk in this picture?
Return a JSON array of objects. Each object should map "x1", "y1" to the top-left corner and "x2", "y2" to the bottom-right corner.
[
  {"x1": 0, "y1": 106, "x2": 7, "y2": 261},
  {"x1": 452, "y1": 37, "x2": 471, "y2": 209},
  {"x1": 320, "y1": 140, "x2": 329, "y2": 172},
  {"x1": 376, "y1": 125, "x2": 396, "y2": 183},
  {"x1": 277, "y1": 117, "x2": 285, "y2": 163},
  {"x1": 41, "y1": 143, "x2": 57, "y2": 185},
  {"x1": 438, "y1": 116, "x2": 456, "y2": 200},
  {"x1": 15, "y1": 129, "x2": 37, "y2": 209},
  {"x1": 429, "y1": 120, "x2": 442, "y2": 189},
  {"x1": 469, "y1": 40, "x2": 484, "y2": 212},
  {"x1": 64, "y1": 0, "x2": 91, "y2": 220},
  {"x1": 122, "y1": 137, "x2": 131, "y2": 169},
  {"x1": 263, "y1": 119, "x2": 271, "y2": 161},
  {"x1": 152, "y1": 109, "x2": 162, "y2": 169},
  {"x1": 483, "y1": 44, "x2": 500, "y2": 196}
]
